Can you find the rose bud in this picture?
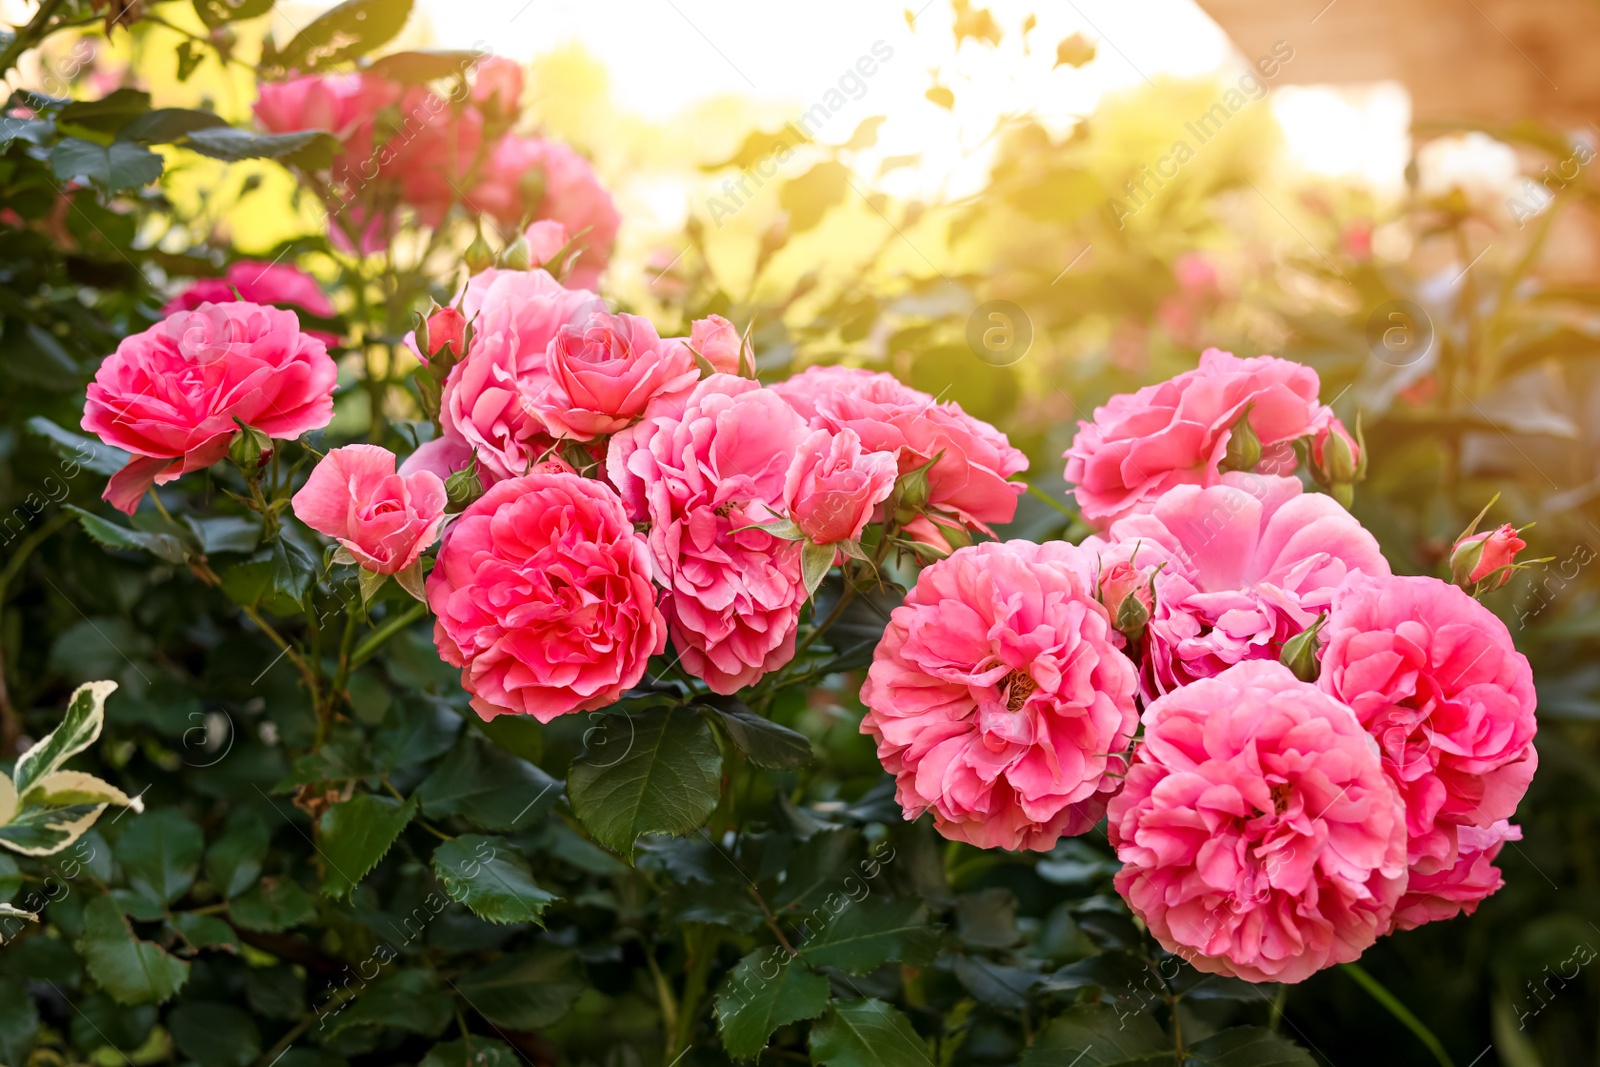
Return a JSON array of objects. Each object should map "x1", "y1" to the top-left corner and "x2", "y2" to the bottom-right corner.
[
  {"x1": 1098, "y1": 559, "x2": 1156, "y2": 643},
  {"x1": 1220, "y1": 410, "x2": 1261, "y2": 472},
  {"x1": 422, "y1": 305, "x2": 468, "y2": 368},
  {"x1": 1451, "y1": 523, "x2": 1527, "y2": 592}
]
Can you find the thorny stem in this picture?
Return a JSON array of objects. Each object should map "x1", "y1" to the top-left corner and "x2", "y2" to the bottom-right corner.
[{"x1": 748, "y1": 883, "x2": 797, "y2": 956}]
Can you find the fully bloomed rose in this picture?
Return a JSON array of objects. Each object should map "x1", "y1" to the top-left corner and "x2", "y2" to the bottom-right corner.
[
  {"x1": 1391, "y1": 821, "x2": 1520, "y2": 932},
  {"x1": 783, "y1": 428, "x2": 898, "y2": 544},
  {"x1": 471, "y1": 136, "x2": 620, "y2": 290},
  {"x1": 253, "y1": 72, "x2": 398, "y2": 142},
  {"x1": 860, "y1": 540, "x2": 1138, "y2": 852},
  {"x1": 438, "y1": 269, "x2": 604, "y2": 481},
  {"x1": 1318, "y1": 573, "x2": 1538, "y2": 873},
  {"x1": 528, "y1": 310, "x2": 698, "y2": 441},
  {"x1": 1084, "y1": 473, "x2": 1390, "y2": 697},
  {"x1": 771, "y1": 365, "x2": 1027, "y2": 532},
  {"x1": 291, "y1": 445, "x2": 446, "y2": 574},
  {"x1": 165, "y1": 262, "x2": 337, "y2": 345},
  {"x1": 428, "y1": 472, "x2": 665, "y2": 722},
  {"x1": 1064, "y1": 349, "x2": 1345, "y2": 527},
  {"x1": 607, "y1": 375, "x2": 810, "y2": 693},
  {"x1": 82, "y1": 303, "x2": 337, "y2": 513},
  {"x1": 1109, "y1": 660, "x2": 1407, "y2": 984}
]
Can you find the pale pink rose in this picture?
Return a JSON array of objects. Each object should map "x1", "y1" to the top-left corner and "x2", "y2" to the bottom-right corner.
[
  {"x1": 470, "y1": 136, "x2": 619, "y2": 290},
  {"x1": 1109, "y1": 660, "x2": 1407, "y2": 984},
  {"x1": 1390, "y1": 821, "x2": 1519, "y2": 932},
  {"x1": 523, "y1": 219, "x2": 572, "y2": 270},
  {"x1": 606, "y1": 375, "x2": 810, "y2": 693},
  {"x1": 770, "y1": 365, "x2": 1027, "y2": 532},
  {"x1": 291, "y1": 445, "x2": 446, "y2": 574},
  {"x1": 439, "y1": 269, "x2": 604, "y2": 482},
  {"x1": 527, "y1": 310, "x2": 698, "y2": 441},
  {"x1": 165, "y1": 262, "x2": 337, "y2": 345},
  {"x1": 1319, "y1": 573, "x2": 1539, "y2": 872},
  {"x1": 689, "y1": 314, "x2": 747, "y2": 375},
  {"x1": 782, "y1": 428, "x2": 898, "y2": 544},
  {"x1": 427, "y1": 471, "x2": 666, "y2": 722},
  {"x1": 860, "y1": 540, "x2": 1139, "y2": 852},
  {"x1": 1084, "y1": 474, "x2": 1390, "y2": 698},
  {"x1": 1063, "y1": 349, "x2": 1340, "y2": 527},
  {"x1": 82, "y1": 303, "x2": 337, "y2": 514},
  {"x1": 470, "y1": 57, "x2": 523, "y2": 121}
]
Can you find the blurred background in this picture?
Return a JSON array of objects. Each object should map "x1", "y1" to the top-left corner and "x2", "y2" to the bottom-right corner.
[{"x1": 6, "y1": 0, "x2": 1600, "y2": 1063}]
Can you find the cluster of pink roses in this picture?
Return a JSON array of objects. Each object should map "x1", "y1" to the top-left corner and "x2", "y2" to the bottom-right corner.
[
  {"x1": 860, "y1": 349, "x2": 1537, "y2": 984},
  {"x1": 254, "y1": 56, "x2": 618, "y2": 284}
]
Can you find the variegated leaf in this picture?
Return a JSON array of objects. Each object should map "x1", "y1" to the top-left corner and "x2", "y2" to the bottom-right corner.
[
  {"x1": 0, "y1": 903, "x2": 39, "y2": 943},
  {"x1": 13, "y1": 680, "x2": 117, "y2": 795},
  {"x1": 0, "y1": 770, "x2": 143, "y2": 857}
]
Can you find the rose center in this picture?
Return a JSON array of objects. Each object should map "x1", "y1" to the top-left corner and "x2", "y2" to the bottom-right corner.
[{"x1": 1004, "y1": 669, "x2": 1037, "y2": 712}]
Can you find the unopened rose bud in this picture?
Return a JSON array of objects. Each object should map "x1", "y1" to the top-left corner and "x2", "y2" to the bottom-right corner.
[
  {"x1": 228, "y1": 420, "x2": 273, "y2": 475},
  {"x1": 1220, "y1": 411, "x2": 1261, "y2": 472},
  {"x1": 445, "y1": 460, "x2": 484, "y2": 512},
  {"x1": 1312, "y1": 419, "x2": 1363, "y2": 487},
  {"x1": 1451, "y1": 523, "x2": 1527, "y2": 591},
  {"x1": 523, "y1": 219, "x2": 571, "y2": 268},
  {"x1": 1280, "y1": 614, "x2": 1327, "y2": 682},
  {"x1": 463, "y1": 231, "x2": 495, "y2": 275},
  {"x1": 1099, "y1": 560, "x2": 1156, "y2": 642},
  {"x1": 423, "y1": 305, "x2": 467, "y2": 368}
]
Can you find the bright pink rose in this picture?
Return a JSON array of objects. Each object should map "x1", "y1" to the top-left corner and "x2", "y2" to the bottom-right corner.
[
  {"x1": 607, "y1": 375, "x2": 810, "y2": 693},
  {"x1": 1084, "y1": 473, "x2": 1390, "y2": 698},
  {"x1": 470, "y1": 136, "x2": 619, "y2": 290},
  {"x1": 782, "y1": 428, "x2": 898, "y2": 544},
  {"x1": 1390, "y1": 821, "x2": 1519, "y2": 932},
  {"x1": 164, "y1": 262, "x2": 337, "y2": 345},
  {"x1": 860, "y1": 540, "x2": 1138, "y2": 852},
  {"x1": 1064, "y1": 349, "x2": 1340, "y2": 527},
  {"x1": 419, "y1": 305, "x2": 468, "y2": 366},
  {"x1": 1453, "y1": 523, "x2": 1527, "y2": 587},
  {"x1": 427, "y1": 471, "x2": 666, "y2": 722},
  {"x1": 689, "y1": 314, "x2": 748, "y2": 375},
  {"x1": 253, "y1": 72, "x2": 395, "y2": 138},
  {"x1": 1318, "y1": 573, "x2": 1538, "y2": 872},
  {"x1": 1109, "y1": 660, "x2": 1407, "y2": 984},
  {"x1": 771, "y1": 365, "x2": 1027, "y2": 532},
  {"x1": 83, "y1": 303, "x2": 337, "y2": 514},
  {"x1": 527, "y1": 310, "x2": 698, "y2": 441},
  {"x1": 399, "y1": 434, "x2": 477, "y2": 483},
  {"x1": 291, "y1": 445, "x2": 446, "y2": 574},
  {"x1": 439, "y1": 269, "x2": 604, "y2": 482}
]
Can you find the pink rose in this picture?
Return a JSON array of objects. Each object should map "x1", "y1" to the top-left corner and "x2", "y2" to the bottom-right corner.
[
  {"x1": 470, "y1": 56, "x2": 523, "y2": 122},
  {"x1": 1318, "y1": 573, "x2": 1538, "y2": 872},
  {"x1": 607, "y1": 375, "x2": 811, "y2": 693},
  {"x1": 526, "y1": 310, "x2": 698, "y2": 441},
  {"x1": 439, "y1": 269, "x2": 604, "y2": 482},
  {"x1": 389, "y1": 86, "x2": 485, "y2": 227},
  {"x1": 291, "y1": 445, "x2": 446, "y2": 574},
  {"x1": 253, "y1": 72, "x2": 395, "y2": 138},
  {"x1": 82, "y1": 303, "x2": 337, "y2": 514},
  {"x1": 1390, "y1": 821, "x2": 1519, "y2": 932},
  {"x1": 427, "y1": 471, "x2": 666, "y2": 722},
  {"x1": 771, "y1": 365, "x2": 1027, "y2": 532},
  {"x1": 1064, "y1": 349, "x2": 1338, "y2": 527},
  {"x1": 418, "y1": 304, "x2": 468, "y2": 367},
  {"x1": 1452, "y1": 523, "x2": 1526, "y2": 588},
  {"x1": 164, "y1": 261, "x2": 337, "y2": 345},
  {"x1": 860, "y1": 540, "x2": 1139, "y2": 852},
  {"x1": 1084, "y1": 473, "x2": 1390, "y2": 698},
  {"x1": 470, "y1": 136, "x2": 619, "y2": 290},
  {"x1": 523, "y1": 219, "x2": 573, "y2": 271},
  {"x1": 399, "y1": 434, "x2": 477, "y2": 483},
  {"x1": 689, "y1": 314, "x2": 748, "y2": 375},
  {"x1": 782, "y1": 428, "x2": 898, "y2": 544},
  {"x1": 1109, "y1": 660, "x2": 1407, "y2": 984}
]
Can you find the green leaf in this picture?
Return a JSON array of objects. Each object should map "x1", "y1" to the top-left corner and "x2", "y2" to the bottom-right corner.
[
  {"x1": 263, "y1": 0, "x2": 415, "y2": 74},
  {"x1": 801, "y1": 539, "x2": 836, "y2": 598},
  {"x1": 193, "y1": 0, "x2": 276, "y2": 27},
  {"x1": 50, "y1": 138, "x2": 164, "y2": 192},
  {"x1": 326, "y1": 968, "x2": 452, "y2": 1037},
  {"x1": 114, "y1": 809, "x2": 203, "y2": 907},
  {"x1": 180, "y1": 126, "x2": 342, "y2": 169},
  {"x1": 77, "y1": 896, "x2": 190, "y2": 1006},
  {"x1": 797, "y1": 897, "x2": 938, "y2": 974},
  {"x1": 714, "y1": 947, "x2": 829, "y2": 1060},
  {"x1": 67, "y1": 505, "x2": 188, "y2": 564},
  {"x1": 168, "y1": 1002, "x2": 261, "y2": 1067},
  {"x1": 705, "y1": 701, "x2": 813, "y2": 769},
  {"x1": 419, "y1": 1037, "x2": 521, "y2": 1067},
  {"x1": 25, "y1": 416, "x2": 129, "y2": 476},
  {"x1": 205, "y1": 809, "x2": 270, "y2": 897},
  {"x1": 1020, "y1": 1003, "x2": 1167, "y2": 1066},
  {"x1": 452, "y1": 949, "x2": 583, "y2": 1030},
  {"x1": 432, "y1": 835, "x2": 557, "y2": 926},
  {"x1": 366, "y1": 50, "x2": 483, "y2": 83},
  {"x1": 374, "y1": 700, "x2": 462, "y2": 767},
  {"x1": 418, "y1": 733, "x2": 560, "y2": 832},
  {"x1": 317, "y1": 793, "x2": 416, "y2": 899},
  {"x1": 171, "y1": 912, "x2": 240, "y2": 954},
  {"x1": 773, "y1": 828, "x2": 860, "y2": 911},
  {"x1": 270, "y1": 535, "x2": 318, "y2": 605},
  {"x1": 13, "y1": 680, "x2": 115, "y2": 794},
  {"x1": 1184, "y1": 1028, "x2": 1317, "y2": 1067},
  {"x1": 0, "y1": 975, "x2": 39, "y2": 1067},
  {"x1": 780, "y1": 161, "x2": 851, "y2": 234},
  {"x1": 567, "y1": 706, "x2": 723, "y2": 861},
  {"x1": 808, "y1": 999, "x2": 929, "y2": 1067},
  {"x1": 56, "y1": 88, "x2": 152, "y2": 138},
  {"x1": 229, "y1": 876, "x2": 318, "y2": 932},
  {"x1": 67, "y1": 992, "x2": 155, "y2": 1053},
  {"x1": 184, "y1": 515, "x2": 262, "y2": 555}
]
